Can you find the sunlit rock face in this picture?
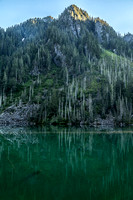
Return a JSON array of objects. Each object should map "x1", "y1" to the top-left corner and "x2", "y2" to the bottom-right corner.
[
  {"x1": 67, "y1": 4, "x2": 90, "y2": 21},
  {"x1": 58, "y1": 4, "x2": 112, "y2": 40},
  {"x1": 58, "y1": 4, "x2": 90, "y2": 23},
  {"x1": 57, "y1": 5, "x2": 91, "y2": 36}
]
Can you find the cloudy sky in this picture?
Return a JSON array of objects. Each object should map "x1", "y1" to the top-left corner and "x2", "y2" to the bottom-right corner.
[{"x1": 0, "y1": 0, "x2": 133, "y2": 35}]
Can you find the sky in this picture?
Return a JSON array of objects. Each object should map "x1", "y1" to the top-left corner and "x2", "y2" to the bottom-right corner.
[{"x1": 0, "y1": 0, "x2": 133, "y2": 35}]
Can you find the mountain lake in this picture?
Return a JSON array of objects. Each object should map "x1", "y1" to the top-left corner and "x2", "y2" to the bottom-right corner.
[{"x1": 0, "y1": 126, "x2": 133, "y2": 200}]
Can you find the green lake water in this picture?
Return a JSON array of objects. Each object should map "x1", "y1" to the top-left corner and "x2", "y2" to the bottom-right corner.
[{"x1": 0, "y1": 126, "x2": 133, "y2": 200}]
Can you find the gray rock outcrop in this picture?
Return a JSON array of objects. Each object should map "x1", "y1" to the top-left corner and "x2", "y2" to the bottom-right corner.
[{"x1": 0, "y1": 104, "x2": 40, "y2": 125}]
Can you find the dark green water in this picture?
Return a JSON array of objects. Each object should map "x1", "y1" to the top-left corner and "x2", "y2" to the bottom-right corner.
[{"x1": 0, "y1": 126, "x2": 133, "y2": 200}]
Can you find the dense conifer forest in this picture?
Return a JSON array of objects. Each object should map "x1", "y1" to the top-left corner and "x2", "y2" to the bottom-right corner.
[{"x1": 0, "y1": 5, "x2": 133, "y2": 125}]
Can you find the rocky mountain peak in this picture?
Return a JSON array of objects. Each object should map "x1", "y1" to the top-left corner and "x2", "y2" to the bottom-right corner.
[
  {"x1": 66, "y1": 4, "x2": 90, "y2": 21},
  {"x1": 57, "y1": 5, "x2": 90, "y2": 36}
]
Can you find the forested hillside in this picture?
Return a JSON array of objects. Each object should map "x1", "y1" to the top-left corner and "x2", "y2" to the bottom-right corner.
[{"x1": 0, "y1": 5, "x2": 133, "y2": 126}]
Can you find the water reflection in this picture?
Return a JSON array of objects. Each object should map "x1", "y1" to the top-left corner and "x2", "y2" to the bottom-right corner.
[{"x1": 0, "y1": 126, "x2": 133, "y2": 200}]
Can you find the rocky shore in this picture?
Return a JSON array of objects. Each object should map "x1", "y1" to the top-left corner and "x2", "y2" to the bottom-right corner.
[{"x1": 0, "y1": 104, "x2": 39, "y2": 126}]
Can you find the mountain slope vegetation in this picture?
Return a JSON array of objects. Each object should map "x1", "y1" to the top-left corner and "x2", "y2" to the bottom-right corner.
[{"x1": 0, "y1": 5, "x2": 133, "y2": 125}]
